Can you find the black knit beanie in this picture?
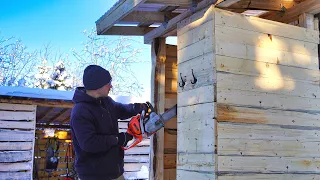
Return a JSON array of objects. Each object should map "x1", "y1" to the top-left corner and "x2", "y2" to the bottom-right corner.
[{"x1": 83, "y1": 65, "x2": 112, "y2": 90}]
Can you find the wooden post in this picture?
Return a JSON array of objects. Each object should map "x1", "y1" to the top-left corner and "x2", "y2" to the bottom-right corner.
[
  {"x1": 149, "y1": 37, "x2": 166, "y2": 180},
  {"x1": 314, "y1": 15, "x2": 319, "y2": 31},
  {"x1": 298, "y1": 13, "x2": 315, "y2": 29}
]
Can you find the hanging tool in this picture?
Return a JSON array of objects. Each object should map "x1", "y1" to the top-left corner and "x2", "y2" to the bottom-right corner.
[{"x1": 122, "y1": 103, "x2": 177, "y2": 150}]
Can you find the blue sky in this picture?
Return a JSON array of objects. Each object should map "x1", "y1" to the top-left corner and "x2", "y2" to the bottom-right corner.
[{"x1": 1, "y1": 0, "x2": 175, "y2": 101}]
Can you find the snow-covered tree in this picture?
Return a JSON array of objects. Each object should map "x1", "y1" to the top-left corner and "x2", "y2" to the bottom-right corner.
[
  {"x1": 47, "y1": 60, "x2": 73, "y2": 90},
  {"x1": 0, "y1": 35, "x2": 37, "y2": 86},
  {"x1": 71, "y1": 28, "x2": 145, "y2": 96},
  {"x1": 34, "y1": 60, "x2": 51, "y2": 89},
  {"x1": 33, "y1": 45, "x2": 74, "y2": 90}
]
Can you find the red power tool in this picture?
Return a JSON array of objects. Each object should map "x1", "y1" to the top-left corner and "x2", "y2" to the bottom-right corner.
[{"x1": 122, "y1": 103, "x2": 177, "y2": 150}]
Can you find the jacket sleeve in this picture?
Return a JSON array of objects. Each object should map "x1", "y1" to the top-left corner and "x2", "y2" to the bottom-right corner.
[
  {"x1": 111, "y1": 98, "x2": 143, "y2": 120},
  {"x1": 71, "y1": 105, "x2": 118, "y2": 153}
]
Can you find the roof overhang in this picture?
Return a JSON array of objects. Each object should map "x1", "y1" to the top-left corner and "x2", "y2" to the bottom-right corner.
[{"x1": 96, "y1": 0, "x2": 320, "y2": 44}]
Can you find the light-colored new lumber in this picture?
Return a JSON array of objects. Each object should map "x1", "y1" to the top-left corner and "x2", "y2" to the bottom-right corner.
[
  {"x1": 216, "y1": 55, "x2": 320, "y2": 83},
  {"x1": 178, "y1": 52, "x2": 215, "y2": 92},
  {"x1": 177, "y1": 103, "x2": 215, "y2": 153},
  {"x1": 217, "y1": 88, "x2": 320, "y2": 111},
  {"x1": 217, "y1": 72, "x2": 320, "y2": 99},
  {"x1": 215, "y1": 8, "x2": 319, "y2": 43},
  {"x1": 218, "y1": 123, "x2": 320, "y2": 141},
  {"x1": 218, "y1": 174, "x2": 320, "y2": 180},
  {"x1": 219, "y1": 156, "x2": 320, "y2": 173},
  {"x1": 178, "y1": 85, "x2": 215, "y2": 107},
  {"x1": 219, "y1": 138, "x2": 320, "y2": 157},
  {"x1": 177, "y1": 169, "x2": 215, "y2": 179},
  {"x1": 217, "y1": 104, "x2": 320, "y2": 127}
]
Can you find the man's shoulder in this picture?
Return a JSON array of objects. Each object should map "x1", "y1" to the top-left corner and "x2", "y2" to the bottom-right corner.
[{"x1": 72, "y1": 102, "x2": 95, "y2": 114}]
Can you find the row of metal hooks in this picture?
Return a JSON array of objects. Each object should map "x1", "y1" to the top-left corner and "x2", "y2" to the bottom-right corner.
[{"x1": 179, "y1": 69, "x2": 197, "y2": 87}]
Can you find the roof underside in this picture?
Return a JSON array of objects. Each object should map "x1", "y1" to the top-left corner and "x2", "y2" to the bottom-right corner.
[{"x1": 96, "y1": 0, "x2": 320, "y2": 44}]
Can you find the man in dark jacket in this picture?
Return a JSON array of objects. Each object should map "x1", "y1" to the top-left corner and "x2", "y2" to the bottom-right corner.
[{"x1": 70, "y1": 65, "x2": 148, "y2": 180}]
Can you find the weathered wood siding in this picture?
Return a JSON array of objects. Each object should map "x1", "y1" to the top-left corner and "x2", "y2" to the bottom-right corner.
[
  {"x1": 0, "y1": 103, "x2": 36, "y2": 180},
  {"x1": 177, "y1": 6, "x2": 320, "y2": 180}
]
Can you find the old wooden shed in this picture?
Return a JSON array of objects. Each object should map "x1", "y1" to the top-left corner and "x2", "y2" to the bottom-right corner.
[
  {"x1": 0, "y1": 86, "x2": 150, "y2": 179},
  {"x1": 96, "y1": 0, "x2": 320, "y2": 179}
]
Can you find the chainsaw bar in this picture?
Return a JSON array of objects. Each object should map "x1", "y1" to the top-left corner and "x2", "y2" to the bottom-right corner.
[
  {"x1": 144, "y1": 104, "x2": 177, "y2": 134},
  {"x1": 157, "y1": 104, "x2": 177, "y2": 126}
]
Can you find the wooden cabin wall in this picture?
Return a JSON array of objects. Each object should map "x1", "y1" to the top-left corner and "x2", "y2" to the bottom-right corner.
[
  {"x1": 177, "y1": 5, "x2": 320, "y2": 180},
  {"x1": 176, "y1": 6, "x2": 216, "y2": 180},
  {"x1": 214, "y1": 9, "x2": 320, "y2": 179},
  {"x1": 0, "y1": 103, "x2": 36, "y2": 180},
  {"x1": 164, "y1": 44, "x2": 178, "y2": 180}
]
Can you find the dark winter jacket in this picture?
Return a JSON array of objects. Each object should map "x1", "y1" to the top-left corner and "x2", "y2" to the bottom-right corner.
[{"x1": 70, "y1": 87, "x2": 143, "y2": 180}]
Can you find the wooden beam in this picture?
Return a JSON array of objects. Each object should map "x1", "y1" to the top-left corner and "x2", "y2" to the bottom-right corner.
[
  {"x1": 298, "y1": 13, "x2": 315, "y2": 29},
  {"x1": 96, "y1": 0, "x2": 148, "y2": 35},
  {"x1": 101, "y1": 26, "x2": 155, "y2": 36},
  {"x1": 36, "y1": 123, "x2": 70, "y2": 129},
  {"x1": 38, "y1": 107, "x2": 55, "y2": 121},
  {"x1": 146, "y1": 0, "x2": 194, "y2": 7},
  {"x1": 60, "y1": 116, "x2": 70, "y2": 125},
  {"x1": 0, "y1": 98, "x2": 74, "y2": 108},
  {"x1": 149, "y1": 38, "x2": 166, "y2": 180},
  {"x1": 215, "y1": 0, "x2": 241, "y2": 7},
  {"x1": 219, "y1": 0, "x2": 297, "y2": 11},
  {"x1": 144, "y1": 0, "x2": 219, "y2": 44},
  {"x1": 121, "y1": 11, "x2": 178, "y2": 23},
  {"x1": 314, "y1": 15, "x2": 319, "y2": 31},
  {"x1": 261, "y1": 0, "x2": 320, "y2": 23},
  {"x1": 46, "y1": 108, "x2": 69, "y2": 124}
]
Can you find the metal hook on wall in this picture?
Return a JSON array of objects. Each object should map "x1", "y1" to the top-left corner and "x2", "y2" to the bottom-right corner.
[
  {"x1": 179, "y1": 73, "x2": 186, "y2": 88},
  {"x1": 190, "y1": 69, "x2": 197, "y2": 84}
]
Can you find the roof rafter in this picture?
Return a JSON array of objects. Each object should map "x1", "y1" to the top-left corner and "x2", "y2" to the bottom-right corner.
[
  {"x1": 146, "y1": 0, "x2": 198, "y2": 7},
  {"x1": 120, "y1": 11, "x2": 179, "y2": 23},
  {"x1": 261, "y1": 0, "x2": 320, "y2": 23},
  {"x1": 220, "y1": 0, "x2": 298, "y2": 11},
  {"x1": 144, "y1": 0, "x2": 240, "y2": 44},
  {"x1": 215, "y1": 0, "x2": 241, "y2": 7},
  {"x1": 96, "y1": 0, "x2": 148, "y2": 35},
  {"x1": 101, "y1": 26, "x2": 155, "y2": 36}
]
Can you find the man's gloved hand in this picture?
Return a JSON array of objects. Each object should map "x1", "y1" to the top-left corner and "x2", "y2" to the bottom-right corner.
[
  {"x1": 118, "y1": 132, "x2": 133, "y2": 147},
  {"x1": 134, "y1": 102, "x2": 152, "y2": 114}
]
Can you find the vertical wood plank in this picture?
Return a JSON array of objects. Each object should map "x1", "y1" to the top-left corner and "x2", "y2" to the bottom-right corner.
[
  {"x1": 314, "y1": 15, "x2": 319, "y2": 31},
  {"x1": 298, "y1": 13, "x2": 315, "y2": 29},
  {"x1": 150, "y1": 37, "x2": 166, "y2": 180},
  {"x1": 31, "y1": 105, "x2": 36, "y2": 179}
]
